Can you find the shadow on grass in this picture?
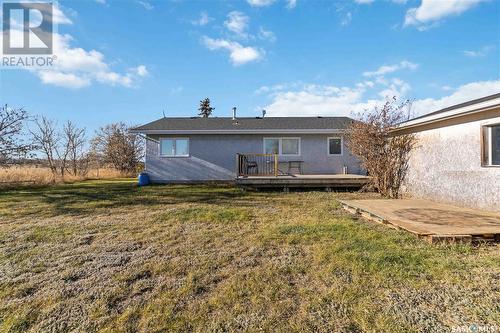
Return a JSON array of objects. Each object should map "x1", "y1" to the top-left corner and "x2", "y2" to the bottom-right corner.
[{"x1": 0, "y1": 179, "x2": 269, "y2": 218}]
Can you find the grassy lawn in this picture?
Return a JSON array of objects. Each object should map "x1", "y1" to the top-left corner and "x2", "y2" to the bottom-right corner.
[{"x1": 0, "y1": 179, "x2": 498, "y2": 333}]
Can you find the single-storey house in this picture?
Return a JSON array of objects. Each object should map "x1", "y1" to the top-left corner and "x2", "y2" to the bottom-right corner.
[
  {"x1": 132, "y1": 114, "x2": 365, "y2": 185},
  {"x1": 391, "y1": 93, "x2": 500, "y2": 212}
]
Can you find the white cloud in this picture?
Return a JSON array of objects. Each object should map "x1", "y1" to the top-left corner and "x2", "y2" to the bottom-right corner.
[
  {"x1": 378, "y1": 78, "x2": 411, "y2": 99},
  {"x1": 404, "y1": 0, "x2": 486, "y2": 29},
  {"x1": 363, "y1": 60, "x2": 418, "y2": 77},
  {"x1": 170, "y1": 86, "x2": 184, "y2": 94},
  {"x1": 262, "y1": 79, "x2": 500, "y2": 118},
  {"x1": 247, "y1": 0, "x2": 276, "y2": 7},
  {"x1": 258, "y1": 27, "x2": 276, "y2": 42},
  {"x1": 13, "y1": 2, "x2": 73, "y2": 25},
  {"x1": 41, "y1": 34, "x2": 147, "y2": 88},
  {"x1": 354, "y1": 0, "x2": 374, "y2": 4},
  {"x1": 203, "y1": 11, "x2": 269, "y2": 65},
  {"x1": 137, "y1": 0, "x2": 154, "y2": 10},
  {"x1": 286, "y1": 0, "x2": 297, "y2": 9},
  {"x1": 0, "y1": 5, "x2": 147, "y2": 89},
  {"x1": 134, "y1": 65, "x2": 149, "y2": 77},
  {"x1": 191, "y1": 11, "x2": 212, "y2": 26},
  {"x1": 340, "y1": 12, "x2": 352, "y2": 26},
  {"x1": 255, "y1": 82, "x2": 301, "y2": 94},
  {"x1": 411, "y1": 80, "x2": 500, "y2": 115},
  {"x1": 51, "y1": 34, "x2": 107, "y2": 73},
  {"x1": 463, "y1": 50, "x2": 481, "y2": 58},
  {"x1": 95, "y1": 0, "x2": 106, "y2": 4},
  {"x1": 264, "y1": 84, "x2": 378, "y2": 117},
  {"x1": 38, "y1": 71, "x2": 91, "y2": 89},
  {"x1": 463, "y1": 45, "x2": 495, "y2": 58},
  {"x1": 224, "y1": 11, "x2": 250, "y2": 38},
  {"x1": 52, "y1": 5, "x2": 73, "y2": 24},
  {"x1": 255, "y1": 86, "x2": 271, "y2": 94},
  {"x1": 202, "y1": 36, "x2": 263, "y2": 66},
  {"x1": 95, "y1": 71, "x2": 133, "y2": 87}
]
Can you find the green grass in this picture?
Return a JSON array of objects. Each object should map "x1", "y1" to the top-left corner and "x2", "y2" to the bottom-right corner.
[{"x1": 0, "y1": 179, "x2": 498, "y2": 333}]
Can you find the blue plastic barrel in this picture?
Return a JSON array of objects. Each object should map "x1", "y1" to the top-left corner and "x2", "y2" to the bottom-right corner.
[{"x1": 138, "y1": 172, "x2": 150, "y2": 186}]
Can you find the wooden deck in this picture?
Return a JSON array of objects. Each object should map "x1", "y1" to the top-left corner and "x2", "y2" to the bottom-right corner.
[
  {"x1": 340, "y1": 199, "x2": 500, "y2": 243},
  {"x1": 235, "y1": 174, "x2": 370, "y2": 188}
]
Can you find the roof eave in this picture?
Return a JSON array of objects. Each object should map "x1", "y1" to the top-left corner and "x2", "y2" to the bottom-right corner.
[
  {"x1": 391, "y1": 95, "x2": 500, "y2": 135},
  {"x1": 130, "y1": 129, "x2": 347, "y2": 134}
]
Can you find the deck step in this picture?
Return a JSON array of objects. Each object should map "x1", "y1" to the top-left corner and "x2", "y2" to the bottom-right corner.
[{"x1": 427, "y1": 234, "x2": 472, "y2": 244}]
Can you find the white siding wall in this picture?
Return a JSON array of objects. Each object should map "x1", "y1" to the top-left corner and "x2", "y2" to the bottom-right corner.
[{"x1": 404, "y1": 117, "x2": 500, "y2": 212}]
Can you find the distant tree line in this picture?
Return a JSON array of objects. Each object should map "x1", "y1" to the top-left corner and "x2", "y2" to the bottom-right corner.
[{"x1": 0, "y1": 104, "x2": 144, "y2": 182}]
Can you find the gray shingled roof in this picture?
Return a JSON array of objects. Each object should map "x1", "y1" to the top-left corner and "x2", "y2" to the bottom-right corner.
[{"x1": 132, "y1": 116, "x2": 354, "y2": 131}]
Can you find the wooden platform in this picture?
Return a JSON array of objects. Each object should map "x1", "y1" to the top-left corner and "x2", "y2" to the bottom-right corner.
[
  {"x1": 236, "y1": 174, "x2": 370, "y2": 188},
  {"x1": 340, "y1": 199, "x2": 500, "y2": 243}
]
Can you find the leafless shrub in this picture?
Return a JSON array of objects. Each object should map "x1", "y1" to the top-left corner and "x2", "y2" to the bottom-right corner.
[
  {"x1": 63, "y1": 121, "x2": 87, "y2": 176},
  {"x1": 0, "y1": 104, "x2": 34, "y2": 165},
  {"x1": 346, "y1": 97, "x2": 417, "y2": 198},
  {"x1": 29, "y1": 117, "x2": 90, "y2": 181},
  {"x1": 91, "y1": 123, "x2": 144, "y2": 175},
  {"x1": 29, "y1": 116, "x2": 60, "y2": 181}
]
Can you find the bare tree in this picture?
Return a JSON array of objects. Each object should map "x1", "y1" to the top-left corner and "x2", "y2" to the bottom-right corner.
[
  {"x1": 0, "y1": 104, "x2": 34, "y2": 164},
  {"x1": 345, "y1": 97, "x2": 417, "y2": 198},
  {"x1": 91, "y1": 123, "x2": 143, "y2": 175},
  {"x1": 198, "y1": 98, "x2": 214, "y2": 118},
  {"x1": 62, "y1": 121, "x2": 86, "y2": 176},
  {"x1": 29, "y1": 116, "x2": 60, "y2": 180}
]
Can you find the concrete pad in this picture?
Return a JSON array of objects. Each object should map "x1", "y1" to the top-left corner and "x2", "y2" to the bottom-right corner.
[{"x1": 340, "y1": 199, "x2": 500, "y2": 238}]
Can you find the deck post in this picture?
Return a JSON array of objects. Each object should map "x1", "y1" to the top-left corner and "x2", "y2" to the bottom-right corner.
[
  {"x1": 235, "y1": 153, "x2": 240, "y2": 178},
  {"x1": 274, "y1": 154, "x2": 278, "y2": 177}
]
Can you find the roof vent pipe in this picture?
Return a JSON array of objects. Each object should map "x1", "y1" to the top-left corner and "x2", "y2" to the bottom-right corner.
[
  {"x1": 262, "y1": 109, "x2": 266, "y2": 118},
  {"x1": 232, "y1": 107, "x2": 237, "y2": 120}
]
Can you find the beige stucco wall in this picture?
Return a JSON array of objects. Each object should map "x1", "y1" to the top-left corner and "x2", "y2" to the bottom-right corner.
[{"x1": 404, "y1": 116, "x2": 500, "y2": 212}]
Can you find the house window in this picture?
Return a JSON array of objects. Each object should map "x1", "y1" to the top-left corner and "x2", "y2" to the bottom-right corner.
[
  {"x1": 482, "y1": 124, "x2": 500, "y2": 166},
  {"x1": 328, "y1": 137, "x2": 343, "y2": 155},
  {"x1": 263, "y1": 138, "x2": 300, "y2": 156},
  {"x1": 160, "y1": 138, "x2": 189, "y2": 157},
  {"x1": 264, "y1": 138, "x2": 279, "y2": 154}
]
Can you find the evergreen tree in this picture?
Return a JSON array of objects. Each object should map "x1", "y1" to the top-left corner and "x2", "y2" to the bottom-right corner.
[{"x1": 198, "y1": 98, "x2": 214, "y2": 118}]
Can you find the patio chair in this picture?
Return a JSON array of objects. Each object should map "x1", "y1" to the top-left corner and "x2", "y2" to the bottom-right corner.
[{"x1": 242, "y1": 155, "x2": 258, "y2": 174}]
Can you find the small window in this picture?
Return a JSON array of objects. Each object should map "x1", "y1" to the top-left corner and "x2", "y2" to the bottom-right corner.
[
  {"x1": 264, "y1": 138, "x2": 279, "y2": 154},
  {"x1": 160, "y1": 138, "x2": 189, "y2": 157},
  {"x1": 328, "y1": 137, "x2": 342, "y2": 155},
  {"x1": 282, "y1": 138, "x2": 299, "y2": 155},
  {"x1": 482, "y1": 124, "x2": 500, "y2": 166},
  {"x1": 263, "y1": 138, "x2": 300, "y2": 156}
]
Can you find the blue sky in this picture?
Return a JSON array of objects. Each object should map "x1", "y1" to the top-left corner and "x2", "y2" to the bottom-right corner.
[{"x1": 1, "y1": 0, "x2": 499, "y2": 133}]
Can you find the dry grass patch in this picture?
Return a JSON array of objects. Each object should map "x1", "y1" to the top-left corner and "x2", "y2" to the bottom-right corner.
[
  {"x1": 0, "y1": 166, "x2": 124, "y2": 188},
  {"x1": 0, "y1": 180, "x2": 498, "y2": 333}
]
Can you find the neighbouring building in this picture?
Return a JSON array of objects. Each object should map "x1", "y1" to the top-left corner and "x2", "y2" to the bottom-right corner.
[
  {"x1": 131, "y1": 115, "x2": 365, "y2": 184},
  {"x1": 391, "y1": 93, "x2": 500, "y2": 212}
]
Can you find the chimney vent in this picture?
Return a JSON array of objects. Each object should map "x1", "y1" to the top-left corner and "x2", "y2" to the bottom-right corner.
[{"x1": 232, "y1": 107, "x2": 237, "y2": 120}]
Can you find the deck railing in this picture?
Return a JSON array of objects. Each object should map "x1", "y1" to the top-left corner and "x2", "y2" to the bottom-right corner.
[{"x1": 236, "y1": 153, "x2": 278, "y2": 177}]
